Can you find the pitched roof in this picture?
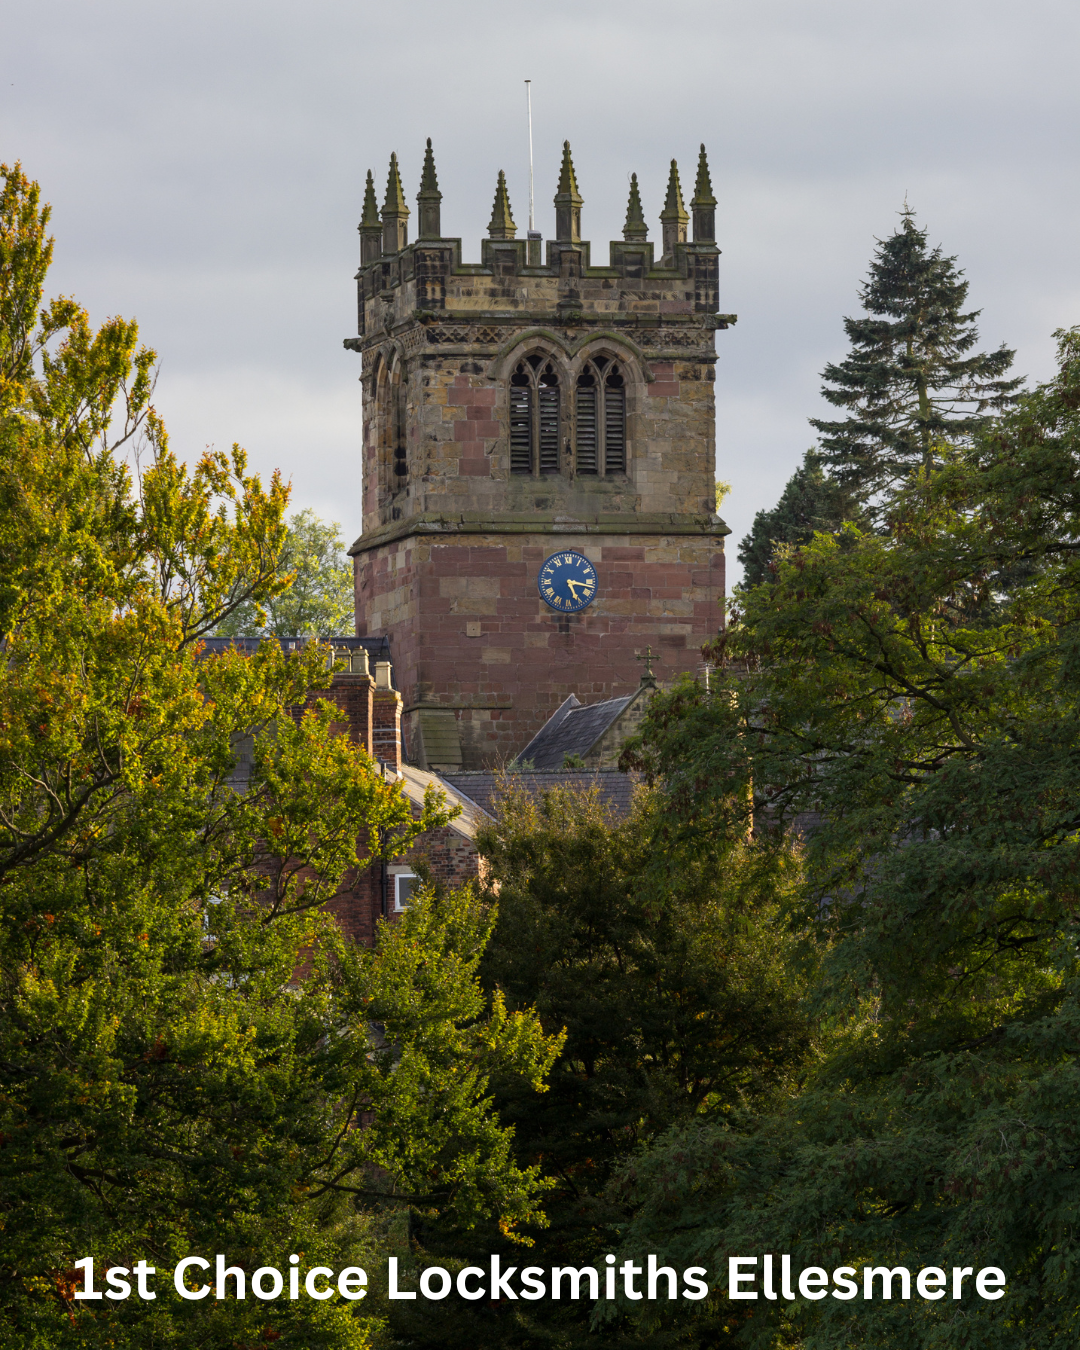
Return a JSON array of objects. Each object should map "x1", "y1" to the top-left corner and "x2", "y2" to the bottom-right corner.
[
  {"x1": 399, "y1": 764, "x2": 490, "y2": 841},
  {"x1": 441, "y1": 770, "x2": 637, "y2": 819},
  {"x1": 513, "y1": 693, "x2": 635, "y2": 769}
]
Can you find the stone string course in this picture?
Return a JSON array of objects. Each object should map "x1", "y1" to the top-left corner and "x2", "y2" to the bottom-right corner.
[{"x1": 346, "y1": 141, "x2": 733, "y2": 767}]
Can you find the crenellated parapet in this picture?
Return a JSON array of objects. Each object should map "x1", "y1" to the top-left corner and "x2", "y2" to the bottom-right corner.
[
  {"x1": 345, "y1": 140, "x2": 734, "y2": 355},
  {"x1": 342, "y1": 138, "x2": 733, "y2": 771}
]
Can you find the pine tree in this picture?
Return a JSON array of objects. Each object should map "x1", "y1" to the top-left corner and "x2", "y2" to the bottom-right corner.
[
  {"x1": 737, "y1": 449, "x2": 866, "y2": 588},
  {"x1": 810, "y1": 209, "x2": 1023, "y2": 503}
]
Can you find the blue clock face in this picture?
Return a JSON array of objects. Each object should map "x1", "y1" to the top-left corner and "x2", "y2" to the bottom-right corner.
[{"x1": 538, "y1": 551, "x2": 599, "y2": 613}]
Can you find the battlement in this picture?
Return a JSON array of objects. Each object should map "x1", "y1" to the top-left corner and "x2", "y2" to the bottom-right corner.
[
  {"x1": 341, "y1": 138, "x2": 731, "y2": 770},
  {"x1": 345, "y1": 141, "x2": 733, "y2": 353}
]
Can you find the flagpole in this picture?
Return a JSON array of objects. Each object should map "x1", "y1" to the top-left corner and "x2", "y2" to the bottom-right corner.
[{"x1": 525, "y1": 79, "x2": 535, "y2": 233}]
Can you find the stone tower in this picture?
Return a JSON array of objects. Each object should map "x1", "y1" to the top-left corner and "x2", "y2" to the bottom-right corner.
[{"x1": 344, "y1": 140, "x2": 734, "y2": 770}]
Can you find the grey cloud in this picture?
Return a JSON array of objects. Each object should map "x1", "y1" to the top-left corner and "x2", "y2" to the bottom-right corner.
[{"x1": 3, "y1": 0, "x2": 1079, "y2": 577}]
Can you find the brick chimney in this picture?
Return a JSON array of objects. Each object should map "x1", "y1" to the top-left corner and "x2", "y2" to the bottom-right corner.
[
  {"x1": 320, "y1": 644, "x2": 376, "y2": 754},
  {"x1": 372, "y1": 660, "x2": 403, "y2": 772}
]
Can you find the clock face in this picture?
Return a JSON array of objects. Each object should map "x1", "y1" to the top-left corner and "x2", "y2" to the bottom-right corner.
[{"x1": 538, "y1": 551, "x2": 599, "y2": 613}]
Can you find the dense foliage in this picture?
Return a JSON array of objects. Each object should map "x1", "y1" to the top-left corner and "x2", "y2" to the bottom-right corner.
[
  {"x1": 618, "y1": 328, "x2": 1080, "y2": 1349},
  {"x1": 737, "y1": 450, "x2": 864, "y2": 589},
  {"x1": 214, "y1": 506, "x2": 355, "y2": 639},
  {"x1": 383, "y1": 781, "x2": 814, "y2": 1350},
  {"x1": 0, "y1": 163, "x2": 558, "y2": 1349}
]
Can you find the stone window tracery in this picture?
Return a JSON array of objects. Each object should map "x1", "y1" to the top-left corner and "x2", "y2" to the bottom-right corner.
[
  {"x1": 373, "y1": 355, "x2": 407, "y2": 486},
  {"x1": 509, "y1": 355, "x2": 561, "y2": 476}
]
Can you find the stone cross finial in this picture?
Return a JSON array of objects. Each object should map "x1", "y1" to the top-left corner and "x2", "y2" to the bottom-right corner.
[
  {"x1": 622, "y1": 173, "x2": 648, "y2": 241},
  {"x1": 553, "y1": 140, "x2": 583, "y2": 242},
  {"x1": 381, "y1": 152, "x2": 410, "y2": 255},
  {"x1": 691, "y1": 143, "x2": 717, "y2": 244},
  {"x1": 358, "y1": 169, "x2": 382, "y2": 265},
  {"x1": 416, "y1": 138, "x2": 442, "y2": 239},
  {"x1": 635, "y1": 645, "x2": 660, "y2": 682},
  {"x1": 487, "y1": 170, "x2": 517, "y2": 240},
  {"x1": 660, "y1": 159, "x2": 688, "y2": 259}
]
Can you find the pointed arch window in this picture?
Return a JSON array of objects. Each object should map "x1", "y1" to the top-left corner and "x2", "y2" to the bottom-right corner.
[
  {"x1": 575, "y1": 356, "x2": 626, "y2": 474},
  {"x1": 391, "y1": 363, "x2": 407, "y2": 478},
  {"x1": 509, "y1": 355, "x2": 561, "y2": 475}
]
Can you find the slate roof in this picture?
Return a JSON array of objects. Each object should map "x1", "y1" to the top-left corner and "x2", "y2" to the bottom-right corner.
[
  {"x1": 513, "y1": 693, "x2": 635, "y2": 770},
  {"x1": 440, "y1": 771, "x2": 638, "y2": 820}
]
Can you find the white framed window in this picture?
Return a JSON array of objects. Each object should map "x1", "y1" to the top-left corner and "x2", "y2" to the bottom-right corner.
[{"x1": 393, "y1": 873, "x2": 419, "y2": 911}]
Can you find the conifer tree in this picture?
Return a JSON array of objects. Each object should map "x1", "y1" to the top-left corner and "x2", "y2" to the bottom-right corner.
[
  {"x1": 810, "y1": 209, "x2": 1022, "y2": 503},
  {"x1": 737, "y1": 449, "x2": 865, "y2": 588}
]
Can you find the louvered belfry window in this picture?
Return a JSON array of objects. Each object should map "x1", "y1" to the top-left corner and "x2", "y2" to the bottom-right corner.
[
  {"x1": 575, "y1": 369, "x2": 598, "y2": 474},
  {"x1": 509, "y1": 365, "x2": 533, "y2": 475},
  {"x1": 575, "y1": 357, "x2": 627, "y2": 475},
  {"x1": 509, "y1": 356, "x2": 562, "y2": 476}
]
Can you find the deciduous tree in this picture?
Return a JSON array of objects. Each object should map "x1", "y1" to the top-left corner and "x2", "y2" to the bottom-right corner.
[
  {"x1": 214, "y1": 506, "x2": 355, "y2": 639},
  {"x1": 617, "y1": 328, "x2": 1080, "y2": 1350},
  {"x1": 385, "y1": 780, "x2": 812, "y2": 1350},
  {"x1": 0, "y1": 163, "x2": 558, "y2": 1349}
]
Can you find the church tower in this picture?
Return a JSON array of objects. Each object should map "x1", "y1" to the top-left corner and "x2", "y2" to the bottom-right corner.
[{"x1": 344, "y1": 140, "x2": 734, "y2": 770}]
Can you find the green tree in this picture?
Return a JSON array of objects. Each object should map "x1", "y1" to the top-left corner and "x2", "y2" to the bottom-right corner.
[
  {"x1": 214, "y1": 506, "x2": 355, "y2": 638},
  {"x1": 736, "y1": 450, "x2": 864, "y2": 589},
  {"x1": 0, "y1": 163, "x2": 559, "y2": 1349},
  {"x1": 810, "y1": 208, "x2": 1022, "y2": 506},
  {"x1": 385, "y1": 780, "x2": 812, "y2": 1350},
  {"x1": 616, "y1": 329, "x2": 1080, "y2": 1349}
]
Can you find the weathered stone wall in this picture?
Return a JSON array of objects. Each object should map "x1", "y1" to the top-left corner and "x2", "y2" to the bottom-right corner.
[
  {"x1": 355, "y1": 528, "x2": 723, "y2": 768},
  {"x1": 346, "y1": 146, "x2": 732, "y2": 769},
  {"x1": 355, "y1": 310, "x2": 726, "y2": 538},
  {"x1": 581, "y1": 681, "x2": 659, "y2": 770}
]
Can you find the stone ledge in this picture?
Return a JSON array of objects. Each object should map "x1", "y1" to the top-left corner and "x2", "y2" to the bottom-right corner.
[{"x1": 349, "y1": 511, "x2": 730, "y2": 556}]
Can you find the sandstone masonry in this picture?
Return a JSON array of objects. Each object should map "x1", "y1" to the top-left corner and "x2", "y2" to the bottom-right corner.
[{"x1": 345, "y1": 140, "x2": 734, "y2": 768}]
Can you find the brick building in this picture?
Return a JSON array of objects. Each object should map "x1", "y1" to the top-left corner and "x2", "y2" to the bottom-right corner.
[
  {"x1": 345, "y1": 139, "x2": 734, "y2": 771},
  {"x1": 207, "y1": 637, "x2": 488, "y2": 946}
]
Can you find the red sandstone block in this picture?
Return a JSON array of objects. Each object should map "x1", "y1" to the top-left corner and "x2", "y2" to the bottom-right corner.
[
  {"x1": 601, "y1": 547, "x2": 646, "y2": 561},
  {"x1": 467, "y1": 419, "x2": 499, "y2": 439},
  {"x1": 649, "y1": 383, "x2": 679, "y2": 398},
  {"x1": 470, "y1": 546, "x2": 508, "y2": 562},
  {"x1": 467, "y1": 561, "x2": 515, "y2": 577},
  {"x1": 460, "y1": 459, "x2": 491, "y2": 476},
  {"x1": 468, "y1": 387, "x2": 496, "y2": 407}
]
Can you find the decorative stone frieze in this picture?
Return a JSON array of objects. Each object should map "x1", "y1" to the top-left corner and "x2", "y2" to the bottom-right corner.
[{"x1": 345, "y1": 141, "x2": 735, "y2": 768}]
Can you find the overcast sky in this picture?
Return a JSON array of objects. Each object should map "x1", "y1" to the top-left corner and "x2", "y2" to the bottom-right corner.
[{"x1": 5, "y1": 0, "x2": 1079, "y2": 583}]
